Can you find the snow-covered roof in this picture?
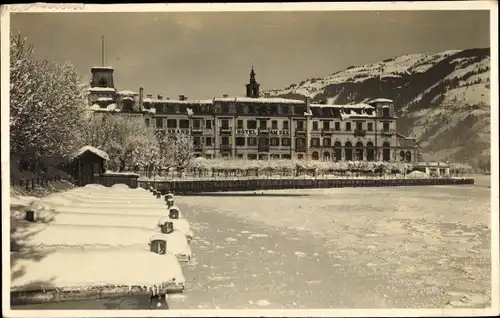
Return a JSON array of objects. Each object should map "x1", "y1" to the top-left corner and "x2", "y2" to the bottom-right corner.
[
  {"x1": 97, "y1": 97, "x2": 114, "y2": 102},
  {"x1": 214, "y1": 97, "x2": 305, "y2": 104},
  {"x1": 117, "y1": 90, "x2": 137, "y2": 96},
  {"x1": 311, "y1": 103, "x2": 375, "y2": 109},
  {"x1": 143, "y1": 98, "x2": 214, "y2": 104},
  {"x1": 366, "y1": 98, "x2": 394, "y2": 104},
  {"x1": 122, "y1": 96, "x2": 134, "y2": 101},
  {"x1": 91, "y1": 66, "x2": 114, "y2": 70},
  {"x1": 87, "y1": 87, "x2": 116, "y2": 92},
  {"x1": 71, "y1": 145, "x2": 110, "y2": 161}
]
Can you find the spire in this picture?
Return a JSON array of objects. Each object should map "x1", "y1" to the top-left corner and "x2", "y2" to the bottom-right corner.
[{"x1": 250, "y1": 65, "x2": 256, "y2": 84}]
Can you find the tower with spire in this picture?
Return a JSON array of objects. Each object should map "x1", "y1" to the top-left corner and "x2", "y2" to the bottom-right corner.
[{"x1": 245, "y1": 66, "x2": 260, "y2": 98}]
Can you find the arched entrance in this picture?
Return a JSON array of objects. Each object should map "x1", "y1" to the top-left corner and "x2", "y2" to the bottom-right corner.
[
  {"x1": 345, "y1": 141, "x2": 353, "y2": 161},
  {"x1": 382, "y1": 142, "x2": 391, "y2": 162},
  {"x1": 405, "y1": 151, "x2": 412, "y2": 163},
  {"x1": 323, "y1": 151, "x2": 331, "y2": 161},
  {"x1": 312, "y1": 151, "x2": 319, "y2": 160},
  {"x1": 355, "y1": 142, "x2": 364, "y2": 161},
  {"x1": 366, "y1": 142, "x2": 375, "y2": 161},
  {"x1": 334, "y1": 141, "x2": 342, "y2": 161}
]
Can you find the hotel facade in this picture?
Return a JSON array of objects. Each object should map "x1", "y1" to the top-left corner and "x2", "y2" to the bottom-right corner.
[{"x1": 87, "y1": 66, "x2": 420, "y2": 162}]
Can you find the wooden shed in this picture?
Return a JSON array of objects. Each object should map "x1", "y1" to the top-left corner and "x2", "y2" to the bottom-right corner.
[{"x1": 69, "y1": 146, "x2": 109, "y2": 186}]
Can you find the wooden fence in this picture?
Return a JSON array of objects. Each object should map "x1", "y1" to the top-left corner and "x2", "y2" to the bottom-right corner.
[{"x1": 10, "y1": 177, "x2": 62, "y2": 191}]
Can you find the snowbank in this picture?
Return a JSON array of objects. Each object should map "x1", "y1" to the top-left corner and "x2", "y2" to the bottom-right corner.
[
  {"x1": 23, "y1": 210, "x2": 160, "y2": 230},
  {"x1": 407, "y1": 171, "x2": 431, "y2": 179},
  {"x1": 11, "y1": 247, "x2": 185, "y2": 292},
  {"x1": 10, "y1": 195, "x2": 39, "y2": 207},
  {"x1": 11, "y1": 223, "x2": 187, "y2": 254}
]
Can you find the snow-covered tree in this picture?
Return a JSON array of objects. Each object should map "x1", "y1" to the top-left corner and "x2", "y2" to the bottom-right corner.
[
  {"x1": 170, "y1": 134, "x2": 195, "y2": 176},
  {"x1": 10, "y1": 34, "x2": 87, "y2": 166}
]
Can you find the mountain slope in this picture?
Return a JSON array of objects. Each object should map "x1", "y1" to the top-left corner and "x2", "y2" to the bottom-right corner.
[{"x1": 264, "y1": 48, "x2": 491, "y2": 170}]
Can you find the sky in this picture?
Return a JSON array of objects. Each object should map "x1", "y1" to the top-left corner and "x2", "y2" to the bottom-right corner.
[{"x1": 10, "y1": 10, "x2": 490, "y2": 99}]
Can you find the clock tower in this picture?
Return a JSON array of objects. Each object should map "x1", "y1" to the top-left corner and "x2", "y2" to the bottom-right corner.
[{"x1": 90, "y1": 66, "x2": 115, "y2": 89}]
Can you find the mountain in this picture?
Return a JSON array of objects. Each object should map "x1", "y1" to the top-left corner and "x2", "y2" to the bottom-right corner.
[{"x1": 263, "y1": 48, "x2": 491, "y2": 170}]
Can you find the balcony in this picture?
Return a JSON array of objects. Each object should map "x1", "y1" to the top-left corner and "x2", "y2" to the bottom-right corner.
[
  {"x1": 258, "y1": 127, "x2": 269, "y2": 134},
  {"x1": 194, "y1": 145, "x2": 203, "y2": 152},
  {"x1": 258, "y1": 144, "x2": 270, "y2": 152},
  {"x1": 295, "y1": 128, "x2": 306, "y2": 136},
  {"x1": 321, "y1": 128, "x2": 335, "y2": 136},
  {"x1": 219, "y1": 144, "x2": 232, "y2": 152},
  {"x1": 380, "y1": 129, "x2": 395, "y2": 136},
  {"x1": 192, "y1": 126, "x2": 203, "y2": 134},
  {"x1": 354, "y1": 129, "x2": 367, "y2": 137},
  {"x1": 219, "y1": 127, "x2": 232, "y2": 135}
]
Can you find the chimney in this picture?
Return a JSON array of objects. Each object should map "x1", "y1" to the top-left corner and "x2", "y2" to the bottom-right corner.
[
  {"x1": 166, "y1": 97, "x2": 170, "y2": 100},
  {"x1": 178, "y1": 95, "x2": 184, "y2": 101},
  {"x1": 139, "y1": 87, "x2": 144, "y2": 109},
  {"x1": 157, "y1": 94, "x2": 163, "y2": 100},
  {"x1": 147, "y1": 94, "x2": 153, "y2": 99},
  {"x1": 305, "y1": 97, "x2": 311, "y2": 113},
  {"x1": 223, "y1": 94, "x2": 229, "y2": 98}
]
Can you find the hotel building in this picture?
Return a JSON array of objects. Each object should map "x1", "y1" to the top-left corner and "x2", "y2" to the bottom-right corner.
[{"x1": 87, "y1": 66, "x2": 420, "y2": 162}]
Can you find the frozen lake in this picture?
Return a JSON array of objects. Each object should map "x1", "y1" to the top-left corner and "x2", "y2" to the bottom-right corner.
[{"x1": 170, "y1": 179, "x2": 491, "y2": 309}]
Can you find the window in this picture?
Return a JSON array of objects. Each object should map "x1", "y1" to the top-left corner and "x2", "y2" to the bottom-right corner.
[
  {"x1": 221, "y1": 136, "x2": 230, "y2": 145},
  {"x1": 270, "y1": 137, "x2": 280, "y2": 146},
  {"x1": 259, "y1": 120, "x2": 267, "y2": 130},
  {"x1": 383, "y1": 122, "x2": 390, "y2": 131},
  {"x1": 193, "y1": 136, "x2": 201, "y2": 146},
  {"x1": 323, "y1": 138, "x2": 331, "y2": 147},
  {"x1": 221, "y1": 119, "x2": 229, "y2": 129},
  {"x1": 297, "y1": 120, "x2": 305, "y2": 131},
  {"x1": 155, "y1": 118, "x2": 164, "y2": 129},
  {"x1": 145, "y1": 118, "x2": 150, "y2": 127},
  {"x1": 205, "y1": 119, "x2": 212, "y2": 129},
  {"x1": 247, "y1": 120, "x2": 257, "y2": 129},
  {"x1": 323, "y1": 121, "x2": 330, "y2": 130},
  {"x1": 296, "y1": 138, "x2": 306, "y2": 147},
  {"x1": 383, "y1": 107, "x2": 390, "y2": 117},
  {"x1": 248, "y1": 137, "x2": 257, "y2": 146},
  {"x1": 237, "y1": 120, "x2": 244, "y2": 129},
  {"x1": 283, "y1": 120, "x2": 289, "y2": 130},
  {"x1": 367, "y1": 122, "x2": 373, "y2": 131},
  {"x1": 334, "y1": 122, "x2": 340, "y2": 131},
  {"x1": 356, "y1": 122, "x2": 363, "y2": 131},
  {"x1": 271, "y1": 120, "x2": 278, "y2": 129},
  {"x1": 312, "y1": 121, "x2": 318, "y2": 130},
  {"x1": 205, "y1": 137, "x2": 212, "y2": 146},
  {"x1": 167, "y1": 104, "x2": 175, "y2": 113},
  {"x1": 221, "y1": 104, "x2": 229, "y2": 113},
  {"x1": 167, "y1": 119, "x2": 177, "y2": 128},
  {"x1": 282, "y1": 138, "x2": 291, "y2": 146},
  {"x1": 237, "y1": 154, "x2": 244, "y2": 159},
  {"x1": 311, "y1": 138, "x2": 320, "y2": 147},
  {"x1": 345, "y1": 122, "x2": 352, "y2": 131},
  {"x1": 236, "y1": 137, "x2": 245, "y2": 146},
  {"x1": 179, "y1": 119, "x2": 189, "y2": 129},
  {"x1": 193, "y1": 119, "x2": 201, "y2": 130},
  {"x1": 281, "y1": 105, "x2": 289, "y2": 115}
]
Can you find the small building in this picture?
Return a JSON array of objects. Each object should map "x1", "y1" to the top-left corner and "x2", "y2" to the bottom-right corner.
[
  {"x1": 413, "y1": 161, "x2": 451, "y2": 177},
  {"x1": 69, "y1": 146, "x2": 109, "y2": 186}
]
